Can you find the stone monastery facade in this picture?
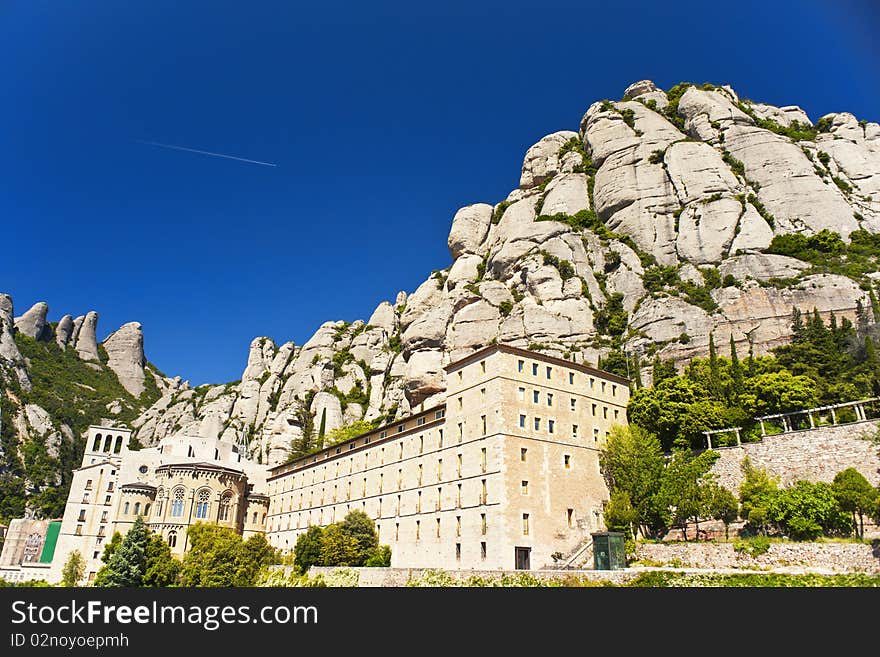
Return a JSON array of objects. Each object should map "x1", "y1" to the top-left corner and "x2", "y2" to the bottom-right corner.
[{"x1": 0, "y1": 345, "x2": 628, "y2": 582}]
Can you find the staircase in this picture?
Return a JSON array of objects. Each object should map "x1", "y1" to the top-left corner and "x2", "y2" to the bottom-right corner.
[{"x1": 546, "y1": 537, "x2": 594, "y2": 570}]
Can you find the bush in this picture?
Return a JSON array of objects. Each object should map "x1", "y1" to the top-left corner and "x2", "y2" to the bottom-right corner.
[
  {"x1": 733, "y1": 535, "x2": 771, "y2": 557},
  {"x1": 498, "y1": 300, "x2": 513, "y2": 317}
]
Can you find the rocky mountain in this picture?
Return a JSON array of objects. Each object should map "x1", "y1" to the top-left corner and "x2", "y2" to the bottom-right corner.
[
  {"x1": 0, "y1": 299, "x2": 181, "y2": 520},
  {"x1": 2, "y1": 79, "x2": 879, "y2": 515}
]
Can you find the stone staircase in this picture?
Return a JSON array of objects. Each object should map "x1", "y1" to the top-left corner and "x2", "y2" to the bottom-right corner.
[{"x1": 545, "y1": 537, "x2": 594, "y2": 570}]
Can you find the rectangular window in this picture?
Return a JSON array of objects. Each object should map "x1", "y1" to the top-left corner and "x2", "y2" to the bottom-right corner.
[
  {"x1": 518, "y1": 387, "x2": 525, "y2": 401},
  {"x1": 363, "y1": 477, "x2": 367, "y2": 496},
  {"x1": 521, "y1": 480, "x2": 529, "y2": 495},
  {"x1": 518, "y1": 359, "x2": 524, "y2": 373},
  {"x1": 520, "y1": 448, "x2": 527, "y2": 462},
  {"x1": 419, "y1": 436, "x2": 424, "y2": 454},
  {"x1": 548, "y1": 419, "x2": 555, "y2": 434},
  {"x1": 532, "y1": 363, "x2": 538, "y2": 376},
  {"x1": 572, "y1": 424, "x2": 579, "y2": 439},
  {"x1": 437, "y1": 487, "x2": 442, "y2": 511},
  {"x1": 547, "y1": 393, "x2": 553, "y2": 406},
  {"x1": 570, "y1": 397, "x2": 576, "y2": 411},
  {"x1": 399, "y1": 443, "x2": 404, "y2": 460},
  {"x1": 614, "y1": 409, "x2": 620, "y2": 420},
  {"x1": 612, "y1": 384, "x2": 617, "y2": 397},
  {"x1": 481, "y1": 479, "x2": 487, "y2": 505},
  {"x1": 481, "y1": 415, "x2": 487, "y2": 436},
  {"x1": 519, "y1": 414, "x2": 526, "y2": 428},
  {"x1": 456, "y1": 484, "x2": 462, "y2": 508},
  {"x1": 481, "y1": 447, "x2": 487, "y2": 473},
  {"x1": 417, "y1": 416, "x2": 426, "y2": 426},
  {"x1": 395, "y1": 523, "x2": 399, "y2": 542},
  {"x1": 589, "y1": 377, "x2": 595, "y2": 389},
  {"x1": 564, "y1": 454, "x2": 571, "y2": 469},
  {"x1": 480, "y1": 360, "x2": 486, "y2": 374},
  {"x1": 418, "y1": 464, "x2": 423, "y2": 485},
  {"x1": 438, "y1": 429, "x2": 443, "y2": 448},
  {"x1": 456, "y1": 543, "x2": 461, "y2": 560},
  {"x1": 398, "y1": 423, "x2": 406, "y2": 434},
  {"x1": 456, "y1": 515, "x2": 461, "y2": 537},
  {"x1": 435, "y1": 409, "x2": 445, "y2": 419},
  {"x1": 601, "y1": 381, "x2": 606, "y2": 393},
  {"x1": 546, "y1": 366, "x2": 552, "y2": 379},
  {"x1": 437, "y1": 518, "x2": 441, "y2": 538},
  {"x1": 522, "y1": 513, "x2": 530, "y2": 535},
  {"x1": 457, "y1": 453, "x2": 462, "y2": 477},
  {"x1": 397, "y1": 469, "x2": 402, "y2": 490},
  {"x1": 397, "y1": 495, "x2": 401, "y2": 515},
  {"x1": 480, "y1": 541, "x2": 487, "y2": 560},
  {"x1": 380, "y1": 431, "x2": 387, "y2": 439},
  {"x1": 107, "y1": 482, "x2": 114, "y2": 492},
  {"x1": 417, "y1": 491, "x2": 422, "y2": 513},
  {"x1": 567, "y1": 508, "x2": 574, "y2": 527},
  {"x1": 534, "y1": 417, "x2": 540, "y2": 431},
  {"x1": 569, "y1": 372, "x2": 575, "y2": 385},
  {"x1": 457, "y1": 396, "x2": 463, "y2": 410},
  {"x1": 592, "y1": 403, "x2": 597, "y2": 416},
  {"x1": 85, "y1": 479, "x2": 93, "y2": 490},
  {"x1": 481, "y1": 513, "x2": 487, "y2": 535},
  {"x1": 458, "y1": 371, "x2": 463, "y2": 382},
  {"x1": 379, "y1": 473, "x2": 384, "y2": 493},
  {"x1": 603, "y1": 406, "x2": 608, "y2": 419},
  {"x1": 437, "y1": 459, "x2": 443, "y2": 481},
  {"x1": 593, "y1": 427, "x2": 599, "y2": 442},
  {"x1": 533, "y1": 390, "x2": 539, "y2": 404},
  {"x1": 457, "y1": 422, "x2": 463, "y2": 443}
]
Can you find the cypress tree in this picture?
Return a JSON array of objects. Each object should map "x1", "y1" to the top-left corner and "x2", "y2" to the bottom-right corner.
[
  {"x1": 317, "y1": 407, "x2": 327, "y2": 449},
  {"x1": 869, "y1": 286, "x2": 880, "y2": 323},
  {"x1": 791, "y1": 307, "x2": 804, "y2": 341},
  {"x1": 708, "y1": 332, "x2": 721, "y2": 399},
  {"x1": 729, "y1": 335, "x2": 743, "y2": 400},
  {"x1": 865, "y1": 337, "x2": 880, "y2": 395}
]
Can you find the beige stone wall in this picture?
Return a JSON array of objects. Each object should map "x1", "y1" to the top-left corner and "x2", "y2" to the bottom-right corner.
[
  {"x1": 636, "y1": 541, "x2": 880, "y2": 574},
  {"x1": 710, "y1": 420, "x2": 880, "y2": 492},
  {"x1": 266, "y1": 345, "x2": 630, "y2": 570}
]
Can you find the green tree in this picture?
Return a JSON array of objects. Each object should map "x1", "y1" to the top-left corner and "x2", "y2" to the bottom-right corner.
[
  {"x1": 603, "y1": 490, "x2": 639, "y2": 539},
  {"x1": 768, "y1": 481, "x2": 852, "y2": 540},
  {"x1": 61, "y1": 550, "x2": 85, "y2": 587},
  {"x1": 180, "y1": 523, "x2": 277, "y2": 587},
  {"x1": 94, "y1": 516, "x2": 149, "y2": 587},
  {"x1": 143, "y1": 534, "x2": 181, "y2": 587},
  {"x1": 706, "y1": 484, "x2": 739, "y2": 540},
  {"x1": 320, "y1": 524, "x2": 359, "y2": 566},
  {"x1": 364, "y1": 545, "x2": 392, "y2": 567},
  {"x1": 324, "y1": 420, "x2": 376, "y2": 447},
  {"x1": 738, "y1": 457, "x2": 779, "y2": 535},
  {"x1": 293, "y1": 526, "x2": 324, "y2": 572},
  {"x1": 339, "y1": 510, "x2": 379, "y2": 564},
  {"x1": 729, "y1": 335, "x2": 744, "y2": 400},
  {"x1": 708, "y1": 332, "x2": 722, "y2": 399},
  {"x1": 746, "y1": 371, "x2": 818, "y2": 416},
  {"x1": 599, "y1": 425, "x2": 667, "y2": 538},
  {"x1": 659, "y1": 444, "x2": 720, "y2": 540},
  {"x1": 651, "y1": 356, "x2": 677, "y2": 386},
  {"x1": 832, "y1": 468, "x2": 877, "y2": 539}
]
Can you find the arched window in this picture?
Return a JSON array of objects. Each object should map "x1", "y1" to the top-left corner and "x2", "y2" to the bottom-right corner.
[
  {"x1": 123, "y1": 502, "x2": 130, "y2": 515},
  {"x1": 195, "y1": 489, "x2": 210, "y2": 519},
  {"x1": 167, "y1": 530, "x2": 177, "y2": 548},
  {"x1": 144, "y1": 503, "x2": 151, "y2": 516},
  {"x1": 134, "y1": 502, "x2": 141, "y2": 515},
  {"x1": 93, "y1": 434, "x2": 102, "y2": 451},
  {"x1": 156, "y1": 488, "x2": 165, "y2": 517},
  {"x1": 252, "y1": 512, "x2": 257, "y2": 524},
  {"x1": 113, "y1": 436, "x2": 123, "y2": 453},
  {"x1": 171, "y1": 488, "x2": 185, "y2": 517},
  {"x1": 219, "y1": 492, "x2": 233, "y2": 521}
]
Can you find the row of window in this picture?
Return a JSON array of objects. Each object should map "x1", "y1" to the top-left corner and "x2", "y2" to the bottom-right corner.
[
  {"x1": 517, "y1": 413, "x2": 611, "y2": 443},
  {"x1": 272, "y1": 476, "x2": 492, "y2": 519},
  {"x1": 516, "y1": 359, "x2": 619, "y2": 397},
  {"x1": 273, "y1": 429, "x2": 489, "y2": 494}
]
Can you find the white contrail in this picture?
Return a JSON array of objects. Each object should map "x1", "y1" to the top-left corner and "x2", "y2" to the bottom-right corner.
[{"x1": 136, "y1": 140, "x2": 277, "y2": 167}]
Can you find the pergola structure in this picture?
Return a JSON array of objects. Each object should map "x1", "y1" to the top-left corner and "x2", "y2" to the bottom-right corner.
[
  {"x1": 701, "y1": 427, "x2": 742, "y2": 449},
  {"x1": 754, "y1": 397, "x2": 880, "y2": 436}
]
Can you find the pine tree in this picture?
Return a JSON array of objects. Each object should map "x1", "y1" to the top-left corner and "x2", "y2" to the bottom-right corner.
[
  {"x1": 870, "y1": 286, "x2": 880, "y2": 323},
  {"x1": 61, "y1": 550, "x2": 85, "y2": 587},
  {"x1": 729, "y1": 335, "x2": 744, "y2": 400},
  {"x1": 865, "y1": 337, "x2": 880, "y2": 395},
  {"x1": 94, "y1": 516, "x2": 149, "y2": 587},
  {"x1": 631, "y1": 352, "x2": 643, "y2": 389},
  {"x1": 791, "y1": 307, "x2": 804, "y2": 341},
  {"x1": 856, "y1": 299, "x2": 869, "y2": 338}
]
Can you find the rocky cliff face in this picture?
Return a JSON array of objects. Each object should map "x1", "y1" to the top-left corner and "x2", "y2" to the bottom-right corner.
[
  {"x1": 3, "y1": 79, "x2": 879, "y2": 489},
  {"x1": 126, "y1": 80, "x2": 879, "y2": 467}
]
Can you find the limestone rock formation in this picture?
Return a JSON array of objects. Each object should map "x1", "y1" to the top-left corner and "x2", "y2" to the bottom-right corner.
[
  {"x1": 14, "y1": 302, "x2": 49, "y2": 340},
  {"x1": 55, "y1": 314, "x2": 73, "y2": 348},
  {"x1": 102, "y1": 322, "x2": 146, "y2": 397},
  {"x1": 74, "y1": 311, "x2": 100, "y2": 362}
]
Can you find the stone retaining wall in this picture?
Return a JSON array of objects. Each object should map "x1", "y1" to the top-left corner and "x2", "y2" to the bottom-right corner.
[
  {"x1": 306, "y1": 566, "x2": 638, "y2": 587},
  {"x1": 709, "y1": 420, "x2": 880, "y2": 492},
  {"x1": 636, "y1": 541, "x2": 880, "y2": 573}
]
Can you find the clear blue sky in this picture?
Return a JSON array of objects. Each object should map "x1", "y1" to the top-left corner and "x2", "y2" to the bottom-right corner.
[{"x1": 2, "y1": 1, "x2": 878, "y2": 385}]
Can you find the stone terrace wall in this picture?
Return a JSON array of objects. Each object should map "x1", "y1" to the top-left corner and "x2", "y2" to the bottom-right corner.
[
  {"x1": 709, "y1": 420, "x2": 880, "y2": 493},
  {"x1": 306, "y1": 566, "x2": 638, "y2": 587},
  {"x1": 636, "y1": 541, "x2": 880, "y2": 574}
]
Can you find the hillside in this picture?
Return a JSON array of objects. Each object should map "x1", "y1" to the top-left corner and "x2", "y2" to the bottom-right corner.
[{"x1": 2, "y1": 78, "x2": 879, "y2": 518}]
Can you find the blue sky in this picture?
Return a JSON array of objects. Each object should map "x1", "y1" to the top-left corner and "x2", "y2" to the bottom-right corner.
[{"x1": 2, "y1": 0, "x2": 878, "y2": 385}]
